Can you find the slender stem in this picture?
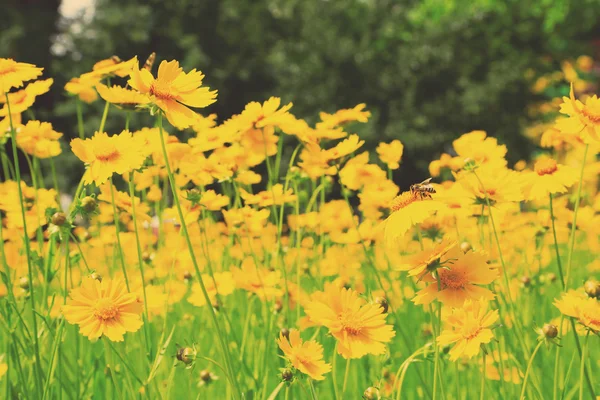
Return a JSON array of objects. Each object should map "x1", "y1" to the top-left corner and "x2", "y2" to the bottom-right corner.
[
  {"x1": 342, "y1": 358, "x2": 351, "y2": 397},
  {"x1": 5, "y1": 92, "x2": 44, "y2": 397},
  {"x1": 98, "y1": 100, "x2": 110, "y2": 133},
  {"x1": 128, "y1": 172, "x2": 152, "y2": 360},
  {"x1": 565, "y1": 144, "x2": 588, "y2": 290},
  {"x1": 109, "y1": 177, "x2": 130, "y2": 290},
  {"x1": 76, "y1": 100, "x2": 85, "y2": 138},
  {"x1": 308, "y1": 380, "x2": 319, "y2": 400},
  {"x1": 156, "y1": 112, "x2": 241, "y2": 399},
  {"x1": 549, "y1": 193, "x2": 565, "y2": 288},
  {"x1": 480, "y1": 351, "x2": 486, "y2": 400},
  {"x1": 519, "y1": 341, "x2": 544, "y2": 400},
  {"x1": 578, "y1": 332, "x2": 590, "y2": 400}
]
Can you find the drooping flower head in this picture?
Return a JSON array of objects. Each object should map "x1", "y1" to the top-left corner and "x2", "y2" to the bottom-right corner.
[
  {"x1": 71, "y1": 130, "x2": 148, "y2": 185},
  {"x1": 62, "y1": 277, "x2": 143, "y2": 342},
  {"x1": 128, "y1": 59, "x2": 217, "y2": 129},
  {"x1": 276, "y1": 329, "x2": 332, "y2": 380},
  {"x1": 304, "y1": 282, "x2": 395, "y2": 359}
]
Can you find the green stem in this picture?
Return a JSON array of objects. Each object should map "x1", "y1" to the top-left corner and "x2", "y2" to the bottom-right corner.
[
  {"x1": 76, "y1": 100, "x2": 85, "y2": 139},
  {"x1": 578, "y1": 332, "x2": 590, "y2": 400},
  {"x1": 565, "y1": 144, "x2": 588, "y2": 290},
  {"x1": 342, "y1": 358, "x2": 351, "y2": 397},
  {"x1": 519, "y1": 340, "x2": 544, "y2": 400},
  {"x1": 549, "y1": 193, "x2": 565, "y2": 288},
  {"x1": 109, "y1": 177, "x2": 130, "y2": 290},
  {"x1": 98, "y1": 100, "x2": 110, "y2": 133},
  {"x1": 480, "y1": 351, "x2": 486, "y2": 400},
  {"x1": 5, "y1": 91, "x2": 44, "y2": 397},
  {"x1": 156, "y1": 112, "x2": 241, "y2": 399}
]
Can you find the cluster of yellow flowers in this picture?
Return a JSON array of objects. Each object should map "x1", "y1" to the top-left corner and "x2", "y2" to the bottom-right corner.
[{"x1": 0, "y1": 54, "x2": 598, "y2": 399}]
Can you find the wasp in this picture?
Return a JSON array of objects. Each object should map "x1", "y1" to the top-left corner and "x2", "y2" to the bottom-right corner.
[{"x1": 410, "y1": 177, "x2": 436, "y2": 200}]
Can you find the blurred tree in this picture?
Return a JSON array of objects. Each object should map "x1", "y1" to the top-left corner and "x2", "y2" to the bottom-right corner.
[{"x1": 3, "y1": 0, "x2": 600, "y2": 190}]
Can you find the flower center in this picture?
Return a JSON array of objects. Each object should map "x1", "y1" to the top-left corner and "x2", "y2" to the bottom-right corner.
[
  {"x1": 439, "y1": 270, "x2": 466, "y2": 290},
  {"x1": 389, "y1": 191, "x2": 418, "y2": 211},
  {"x1": 96, "y1": 149, "x2": 121, "y2": 162},
  {"x1": 582, "y1": 99, "x2": 600, "y2": 123},
  {"x1": 93, "y1": 298, "x2": 118, "y2": 320},
  {"x1": 465, "y1": 327, "x2": 482, "y2": 340},
  {"x1": 534, "y1": 159, "x2": 558, "y2": 176},
  {"x1": 339, "y1": 311, "x2": 363, "y2": 336},
  {"x1": 149, "y1": 81, "x2": 175, "y2": 100}
]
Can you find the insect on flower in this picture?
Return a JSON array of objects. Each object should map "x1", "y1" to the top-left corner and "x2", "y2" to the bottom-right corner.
[{"x1": 410, "y1": 177, "x2": 436, "y2": 200}]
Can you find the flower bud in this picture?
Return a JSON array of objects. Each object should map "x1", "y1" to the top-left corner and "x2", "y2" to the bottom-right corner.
[
  {"x1": 363, "y1": 386, "x2": 381, "y2": 400},
  {"x1": 520, "y1": 276, "x2": 531, "y2": 287},
  {"x1": 281, "y1": 368, "x2": 293, "y2": 382},
  {"x1": 18, "y1": 276, "x2": 29, "y2": 290},
  {"x1": 542, "y1": 324, "x2": 558, "y2": 339},
  {"x1": 51, "y1": 212, "x2": 67, "y2": 226},
  {"x1": 90, "y1": 272, "x2": 102, "y2": 282},
  {"x1": 280, "y1": 328, "x2": 290, "y2": 340},
  {"x1": 176, "y1": 347, "x2": 196, "y2": 365},
  {"x1": 199, "y1": 370, "x2": 212, "y2": 383},
  {"x1": 460, "y1": 242, "x2": 472, "y2": 253},
  {"x1": 81, "y1": 196, "x2": 97, "y2": 213}
]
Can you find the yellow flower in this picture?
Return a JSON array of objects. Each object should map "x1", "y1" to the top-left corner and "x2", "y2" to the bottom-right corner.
[
  {"x1": 0, "y1": 58, "x2": 43, "y2": 94},
  {"x1": 65, "y1": 76, "x2": 100, "y2": 103},
  {"x1": 199, "y1": 190, "x2": 230, "y2": 210},
  {"x1": 325, "y1": 134, "x2": 365, "y2": 160},
  {"x1": 452, "y1": 130, "x2": 507, "y2": 169},
  {"x1": 237, "y1": 97, "x2": 293, "y2": 130},
  {"x1": 339, "y1": 152, "x2": 386, "y2": 191},
  {"x1": 523, "y1": 157, "x2": 578, "y2": 201},
  {"x1": 554, "y1": 291, "x2": 600, "y2": 333},
  {"x1": 235, "y1": 169, "x2": 262, "y2": 185},
  {"x1": 0, "y1": 79, "x2": 53, "y2": 116},
  {"x1": 382, "y1": 191, "x2": 444, "y2": 246},
  {"x1": 82, "y1": 56, "x2": 137, "y2": 80},
  {"x1": 316, "y1": 103, "x2": 371, "y2": 129},
  {"x1": 71, "y1": 130, "x2": 147, "y2": 185},
  {"x1": 396, "y1": 239, "x2": 456, "y2": 278},
  {"x1": 128, "y1": 59, "x2": 217, "y2": 129},
  {"x1": 412, "y1": 246, "x2": 498, "y2": 308},
  {"x1": 305, "y1": 282, "x2": 395, "y2": 359},
  {"x1": 62, "y1": 277, "x2": 143, "y2": 342},
  {"x1": 556, "y1": 84, "x2": 600, "y2": 143},
  {"x1": 16, "y1": 121, "x2": 62, "y2": 158},
  {"x1": 437, "y1": 298, "x2": 499, "y2": 361},
  {"x1": 277, "y1": 329, "x2": 332, "y2": 380},
  {"x1": 232, "y1": 258, "x2": 282, "y2": 300},
  {"x1": 240, "y1": 184, "x2": 296, "y2": 207},
  {"x1": 376, "y1": 140, "x2": 404, "y2": 170},
  {"x1": 96, "y1": 83, "x2": 149, "y2": 109},
  {"x1": 188, "y1": 272, "x2": 235, "y2": 307},
  {"x1": 0, "y1": 362, "x2": 6, "y2": 380},
  {"x1": 457, "y1": 164, "x2": 524, "y2": 205}
]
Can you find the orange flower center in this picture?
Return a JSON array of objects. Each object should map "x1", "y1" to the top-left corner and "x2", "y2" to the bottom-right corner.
[
  {"x1": 339, "y1": 311, "x2": 363, "y2": 336},
  {"x1": 96, "y1": 150, "x2": 121, "y2": 162},
  {"x1": 582, "y1": 105, "x2": 600, "y2": 123},
  {"x1": 465, "y1": 327, "x2": 483, "y2": 340},
  {"x1": 389, "y1": 191, "x2": 418, "y2": 212},
  {"x1": 149, "y1": 81, "x2": 175, "y2": 100},
  {"x1": 439, "y1": 270, "x2": 466, "y2": 290},
  {"x1": 93, "y1": 298, "x2": 118, "y2": 320},
  {"x1": 534, "y1": 159, "x2": 558, "y2": 176}
]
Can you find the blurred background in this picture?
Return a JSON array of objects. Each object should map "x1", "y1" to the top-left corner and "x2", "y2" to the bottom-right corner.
[{"x1": 2, "y1": 0, "x2": 600, "y2": 191}]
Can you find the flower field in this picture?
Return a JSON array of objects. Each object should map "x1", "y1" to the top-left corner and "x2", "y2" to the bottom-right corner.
[{"x1": 0, "y1": 54, "x2": 599, "y2": 400}]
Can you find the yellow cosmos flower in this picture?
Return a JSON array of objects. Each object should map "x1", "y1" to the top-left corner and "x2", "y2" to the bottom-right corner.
[
  {"x1": 452, "y1": 130, "x2": 508, "y2": 169},
  {"x1": 304, "y1": 282, "x2": 395, "y2": 359},
  {"x1": 232, "y1": 258, "x2": 282, "y2": 300},
  {"x1": 457, "y1": 164, "x2": 524, "y2": 205},
  {"x1": 339, "y1": 152, "x2": 386, "y2": 191},
  {"x1": 71, "y1": 130, "x2": 147, "y2": 185},
  {"x1": 128, "y1": 59, "x2": 217, "y2": 129},
  {"x1": 316, "y1": 103, "x2": 371, "y2": 130},
  {"x1": 198, "y1": 190, "x2": 230, "y2": 210},
  {"x1": 376, "y1": 140, "x2": 404, "y2": 170},
  {"x1": 62, "y1": 277, "x2": 144, "y2": 342},
  {"x1": 235, "y1": 169, "x2": 262, "y2": 185},
  {"x1": 96, "y1": 83, "x2": 149, "y2": 109},
  {"x1": 554, "y1": 291, "x2": 600, "y2": 333},
  {"x1": 523, "y1": 158, "x2": 578, "y2": 201},
  {"x1": 412, "y1": 246, "x2": 498, "y2": 307},
  {"x1": 188, "y1": 272, "x2": 235, "y2": 307},
  {"x1": 237, "y1": 96, "x2": 293, "y2": 130},
  {"x1": 16, "y1": 120, "x2": 62, "y2": 158},
  {"x1": 0, "y1": 58, "x2": 43, "y2": 94},
  {"x1": 277, "y1": 329, "x2": 332, "y2": 380},
  {"x1": 240, "y1": 184, "x2": 296, "y2": 207},
  {"x1": 396, "y1": 239, "x2": 456, "y2": 277},
  {"x1": 82, "y1": 56, "x2": 137, "y2": 80},
  {"x1": 65, "y1": 76, "x2": 100, "y2": 103},
  {"x1": 382, "y1": 191, "x2": 444, "y2": 246},
  {"x1": 437, "y1": 298, "x2": 499, "y2": 361},
  {"x1": 325, "y1": 134, "x2": 365, "y2": 160},
  {"x1": 0, "y1": 78, "x2": 53, "y2": 116},
  {"x1": 555, "y1": 84, "x2": 600, "y2": 143}
]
